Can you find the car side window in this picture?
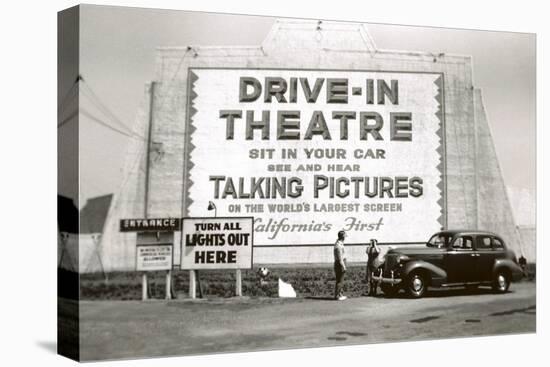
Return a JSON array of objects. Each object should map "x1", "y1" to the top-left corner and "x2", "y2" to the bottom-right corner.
[
  {"x1": 493, "y1": 237, "x2": 504, "y2": 250},
  {"x1": 452, "y1": 236, "x2": 473, "y2": 250},
  {"x1": 476, "y1": 236, "x2": 492, "y2": 250}
]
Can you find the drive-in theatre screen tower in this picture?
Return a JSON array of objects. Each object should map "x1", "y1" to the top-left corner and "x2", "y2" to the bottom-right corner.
[{"x1": 96, "y1": 19, "x2": 522, "y2": 271}]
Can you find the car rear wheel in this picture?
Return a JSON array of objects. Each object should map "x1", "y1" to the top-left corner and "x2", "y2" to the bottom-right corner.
[
  {"x1": 406, "y1": 272, "x2": 428, "y2": 298},
  {"x1": 492, "y1": 270, "x2": 510, "y2": 293}
]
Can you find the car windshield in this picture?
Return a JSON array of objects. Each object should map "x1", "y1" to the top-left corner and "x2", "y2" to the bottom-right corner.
[{"x1": 427, "y1": 233, "x2": 452, "y2": 248}]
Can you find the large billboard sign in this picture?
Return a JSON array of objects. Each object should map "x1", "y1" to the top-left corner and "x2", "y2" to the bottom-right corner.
[{"x1": 184, "y1": 68, "x2": 445, "y2": 245}]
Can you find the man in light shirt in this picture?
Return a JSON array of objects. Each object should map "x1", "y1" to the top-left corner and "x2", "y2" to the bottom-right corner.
[{"x1": 334, "y1": 230, "x2": 348, "y2": 300}]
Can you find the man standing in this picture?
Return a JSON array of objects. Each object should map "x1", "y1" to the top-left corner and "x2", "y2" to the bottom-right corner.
[
  {"x1": 334, "y1": 230, "x2": 347, "y2": 300},
  {"x1": 366, "y1": 239, "x2": 381, "y2": 296}
]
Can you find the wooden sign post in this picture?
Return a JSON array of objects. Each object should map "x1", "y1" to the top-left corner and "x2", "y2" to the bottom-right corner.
[
  {"x1": 165, "y1": 270, "x2": 172, "y2": 300},
  {"x1": 189, "y1": 270, "x2": 196, "y2": 299},
  {"x1": 142, "y1": 273, "x2": 148, "y2": 301},
  {"x1": 235, "y1": 269, "x2": 242, "y2": 296}
]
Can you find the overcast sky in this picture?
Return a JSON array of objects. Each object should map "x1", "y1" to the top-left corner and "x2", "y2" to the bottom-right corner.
[{"x1": 70, "y1": 5, "x2": 535, "y2": 223}]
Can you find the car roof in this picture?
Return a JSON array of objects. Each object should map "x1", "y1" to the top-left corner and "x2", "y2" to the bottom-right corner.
[{"x1": 434, "y1": 229, "x2": 501, "y2": 238}]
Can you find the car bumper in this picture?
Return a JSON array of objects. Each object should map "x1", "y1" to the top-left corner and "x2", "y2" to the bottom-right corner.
[{"x1": 372, "y1": 273, "x2": 402, "y2": 285}]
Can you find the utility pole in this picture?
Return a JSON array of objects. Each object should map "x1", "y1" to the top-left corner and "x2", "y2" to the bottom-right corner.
[
  {"x1": 144, "y1": 82, "x2": 156, "y2": 218},
  {"x1": 142, "y1": 81, "x2": 156, "y2": 301}
]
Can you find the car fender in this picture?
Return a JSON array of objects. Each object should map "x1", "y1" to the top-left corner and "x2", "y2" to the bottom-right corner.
[
  {"x1": 402, "y1": 260, "x2": 447, "y2": 282},
  {"x1": 493, "y1": 259, "x2": 523, "y2": 281}
]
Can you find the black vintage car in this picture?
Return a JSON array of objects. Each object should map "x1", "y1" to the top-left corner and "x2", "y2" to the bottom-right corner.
[{"x1": 373, "y1": 230, "x2": 524, "y2": 298}]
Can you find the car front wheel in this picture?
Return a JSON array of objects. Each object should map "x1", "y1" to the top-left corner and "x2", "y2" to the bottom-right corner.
[
  {"x1": 406, "y1": 272, "x2": 428, "y2": 298},
  {"x1": 492, "y1": 270, "x2": 510, "y2": 293}
]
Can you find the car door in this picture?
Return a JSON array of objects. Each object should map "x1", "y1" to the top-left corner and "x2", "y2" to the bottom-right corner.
[
  {"x1": 474, "y1": 235, "x2": 496, "y2": 282},
  {"x1": 445, "y1": 235, "x2": 475, "y2": 283},
  {"x1": 492, "y1": 236, "x2": 507, "y2": 260}
]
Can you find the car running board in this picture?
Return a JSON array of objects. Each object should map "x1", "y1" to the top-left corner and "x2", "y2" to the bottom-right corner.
[{"x1": 440, "y1": 282, "x2": 492, "y2": 287}]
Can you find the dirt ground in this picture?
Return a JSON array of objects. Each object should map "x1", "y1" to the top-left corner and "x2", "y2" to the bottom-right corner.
[{"x1": 70, "y1": 281, "x2": 536, "y2": 361}]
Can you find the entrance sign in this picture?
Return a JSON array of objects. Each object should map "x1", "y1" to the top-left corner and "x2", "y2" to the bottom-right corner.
[
  {"x1": 184, "y1": 68, "x2": 445, "y2": 246},
  {"x1": 181, "y1": 217, "x2": 254, "y2": 270},
  {"x1": 120, "y1": 217, "x2": 181, "y2": 232}
]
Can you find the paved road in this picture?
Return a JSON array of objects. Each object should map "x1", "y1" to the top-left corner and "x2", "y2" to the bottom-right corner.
[{"x1": 76, "y1": 282, "x2": 536, "y2": 361}]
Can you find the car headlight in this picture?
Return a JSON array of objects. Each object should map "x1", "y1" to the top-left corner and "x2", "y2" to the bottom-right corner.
[{"x1": 397, "y1": 255, "x2": 410, "y2": 265}]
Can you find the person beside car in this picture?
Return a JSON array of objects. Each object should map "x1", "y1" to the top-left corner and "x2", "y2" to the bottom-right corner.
[
  {"x1": 366, "y1": 239, "x2": 381, "y2": 296},
  {"x1": 333, "y1": 230, "x2": 348, "y2": 301}
]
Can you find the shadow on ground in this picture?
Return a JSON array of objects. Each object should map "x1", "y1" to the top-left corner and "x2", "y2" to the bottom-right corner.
[
  {"x1": 36, "y1": 340, "x2": 57, "y2": 354},
  {"x1": 305, "y1": 296, "x2": 337, "y2": 301},
  {"x1": 386, "y1": 287, "x2": 513, "y2": 299}
]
